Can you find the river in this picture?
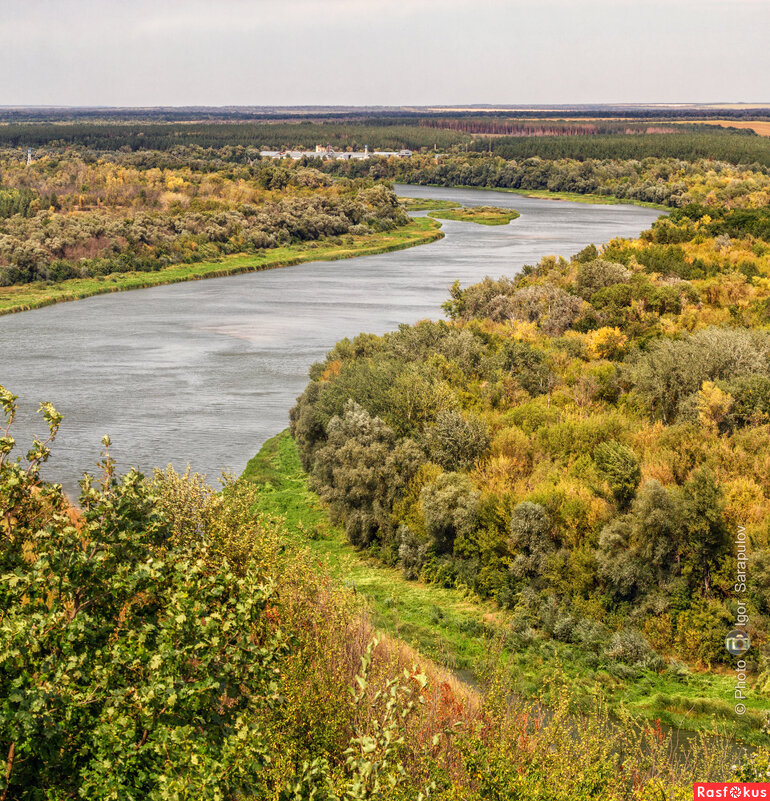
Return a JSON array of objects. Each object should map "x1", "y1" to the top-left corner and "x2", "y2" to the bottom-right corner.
[{"x1": 0, "y1": 185, "x2": 661, "y2": 496}]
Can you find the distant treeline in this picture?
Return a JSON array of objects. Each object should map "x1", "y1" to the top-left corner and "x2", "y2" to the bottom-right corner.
[
  {"x1": 3, "y1": 119, "x2": 770, "y2": 167},
  {"x1": 0, "y1": 122, "x2": 469, "y2": 153},
  {"x1": 422, "y1": 119, "x2": 681, "y2": 136},
  {"x1": 472, "y1": 132, "x2": 770, "y2": 167},
  {"x1": 325, "y1": 153, "x2": 770, "y2": 208},
  {"x1": 2, "y1": 107, "x2": 769, "y2": 124}
]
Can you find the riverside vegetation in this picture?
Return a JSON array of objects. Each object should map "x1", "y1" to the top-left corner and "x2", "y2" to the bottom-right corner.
[
  {"x1": 244, "y1": 429, "x2": 766, "y2": 744},
  {"x1": 4, "y1": 110, "x2": 770, "y2": 313},
  {"x1": 328, "y1": 151, "x2": 770, "y2": 208},
  {"x1": 0, "y1": 217, "x2": 441, "y2": 316},
  {"x1": 290, "y1": 202, "x2": 770, "y2": 742},
  {"x1": 4, "y1": 111, "x2": 770, "y2": 796},
  {"x1": 0, "y1": 154, "x2": 440, "y2": 314},
  {"x1": 2, "y1": 388, "x2": 769, "y2": 800},
  {"x1": 427, "y1": 206, "x2": 520, "y2": 226}
]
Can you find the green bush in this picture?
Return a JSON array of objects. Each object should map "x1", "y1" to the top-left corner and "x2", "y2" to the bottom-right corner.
[
  {"x1": 576, "y1": 258, "x2": 631, "y2": 299},
  {"x1": 0, "y1": 389, "x2": 284, "y2": 799},
  {"x1": 628, "y1": 327, "x2": 770, "y2": 423},
  {"x1": 508, "y1": 501, "x2": 554, "y2": 580},
  {"x1": 420, "y1": 472, "x2": 480, "y2": 554},
  {"x1": 424, "y1": 408, "x2": 490, "y2": 471},
  {"x1": 594, "y1": 440, "x2": 641, "y2": 509},
  {"x1": 604, "y1": 629, "x2": 655, "y2": 666}
]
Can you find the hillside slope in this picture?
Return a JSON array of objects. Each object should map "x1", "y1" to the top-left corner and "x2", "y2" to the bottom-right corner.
[{"x1": 243, "y1": 430, "x2": 768, "y2": 745}]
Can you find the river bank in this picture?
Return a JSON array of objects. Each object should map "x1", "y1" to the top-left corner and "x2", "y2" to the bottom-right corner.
[
  {"x1": 0, "y1": 216, "x2": 443, "y2": 317},
  {"x1": 243, "y1": 430, "x2": 767, "y2": 747},
  {"x1": 398, "y1": 182, "x2": 669, "y2": 210},
  {"x1": 1, "y1": 185, "x2": 661, "y2": 497}
]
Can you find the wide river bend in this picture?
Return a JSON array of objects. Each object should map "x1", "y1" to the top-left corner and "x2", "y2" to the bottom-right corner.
[{"x1": 0, "y1": 185, "x2": 661, "y2": 495}]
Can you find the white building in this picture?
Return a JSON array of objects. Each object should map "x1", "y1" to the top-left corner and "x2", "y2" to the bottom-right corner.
[{"x1": 259, "y1": 146, "x2": 412, "y2": 161}]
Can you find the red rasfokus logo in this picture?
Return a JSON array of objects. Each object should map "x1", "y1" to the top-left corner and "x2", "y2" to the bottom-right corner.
[{"x1": 695, "y1": 785, "x2": 770, "y2": 799}]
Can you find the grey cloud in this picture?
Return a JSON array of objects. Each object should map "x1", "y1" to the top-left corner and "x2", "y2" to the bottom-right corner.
[{"x1": 0, "y1": 0, "x2": 767, "y2": 106}]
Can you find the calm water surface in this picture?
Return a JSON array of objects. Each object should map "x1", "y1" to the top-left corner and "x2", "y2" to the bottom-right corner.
[{"x1": 0, "y1": 185, "x2": 661, "y2": 495}]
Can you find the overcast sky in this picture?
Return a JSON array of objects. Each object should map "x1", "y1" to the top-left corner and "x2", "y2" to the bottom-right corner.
[{"x1": 1, "y1": 0, "x2": 768, "y2": 107}]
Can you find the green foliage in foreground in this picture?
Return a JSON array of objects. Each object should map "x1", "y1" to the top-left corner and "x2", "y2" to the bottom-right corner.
[
  {"x1": 290, "y1": 213, "x2": 770, "y2": 667},
  {"x1": 243, "y1": 430, "x2": 495, "y2": 674},
  {"x1": 3, "y1": 388, "x2": 769, "y2": 798},
  {"x1": 287, "y1": 192, "x2": 770, "y2": 751},
  {"x1": 428, "y1": 205, "x2": 521, "y2": 225},
  {"x1": 0, "y1": 390, "x2": 284, "y2": 798}
]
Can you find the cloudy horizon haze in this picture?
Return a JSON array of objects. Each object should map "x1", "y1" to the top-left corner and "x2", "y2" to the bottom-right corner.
[{"x1": 1, "y1": 0, "x2": 768, "y2": 107}]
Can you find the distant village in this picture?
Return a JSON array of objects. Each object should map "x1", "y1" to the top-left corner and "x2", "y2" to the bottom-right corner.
[{"x1": 259, "y1": 144, "x2": 413, "y2": 161}]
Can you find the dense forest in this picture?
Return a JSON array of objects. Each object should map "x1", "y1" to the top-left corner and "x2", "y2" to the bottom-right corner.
[
  {"x1": 291, "y1": 202, "x2": 770, "y2": 677},
  {"x1": 0, "y1": 156, "x2": 407, "y2": 286},
  {"x1": 327, "y1": 152, "x2": 770, "y2": 208},
  {"x1": 473, "y1": 132, "x2": 770, "y2": 168},
  {"x1": 1, "y1": 113, "x2": 768, "y2": 165},
  {"x1": 420, "y1": 118, "x2": 691, "y2": 136},
  {"x1": 0, "y1": 121, "x2": 470, "y2": 153}
]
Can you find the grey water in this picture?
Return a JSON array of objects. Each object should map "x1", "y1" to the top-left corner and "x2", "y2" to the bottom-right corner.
[{"x1": 0, "y1": 185, "x2": 661, "y2": 496}]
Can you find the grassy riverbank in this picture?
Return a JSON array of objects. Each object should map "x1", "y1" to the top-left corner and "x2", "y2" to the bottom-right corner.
[
  {"x1": 428, "y1": 205, "x2": 520, "y2": 225},
  {"x1": 0, "y1": 217, "x2": 443, "y2": 317},
  {"x1": 243, "y1": 430, "x2": 767, "y2": 746},
  {"x1": 496, "y1": 186, "x2": 669, "y2": 209},
  {"x1": 398, "y1": 197, "x2": 461, "y2": 211},
  {"x1": 403, "y1": 183, "x2": 669, "y2": 210}
]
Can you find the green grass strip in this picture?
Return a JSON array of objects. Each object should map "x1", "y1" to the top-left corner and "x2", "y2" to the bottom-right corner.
[
  {"x1": 0, "y1": 217, "x2": 443, "y2": 317},
  {"x1": 398, "y1": 197, "x2": 462, "y2": 212},
  {"x1": 428, "y1": 205, "x2": 520, "y2": 225}
]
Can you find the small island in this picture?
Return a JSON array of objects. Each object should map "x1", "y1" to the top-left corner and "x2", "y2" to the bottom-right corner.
[
  {"x1": 428, "y1": 204, "x2": 520, "y2": 225},
  {"x1": 398, "y1": 197, "x2": 461, "y2": 211}
]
